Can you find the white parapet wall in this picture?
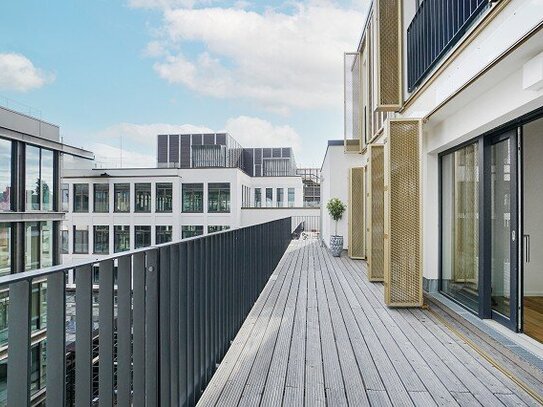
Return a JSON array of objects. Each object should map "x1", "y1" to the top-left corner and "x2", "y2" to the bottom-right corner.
[{"x1": 240, "y1": 207, "x2": 320, "y2": 232}]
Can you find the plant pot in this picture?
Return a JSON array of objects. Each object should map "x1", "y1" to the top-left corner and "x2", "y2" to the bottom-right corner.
[{"x1": 329, "y1": 235, "x2": 343, "y2": 257}]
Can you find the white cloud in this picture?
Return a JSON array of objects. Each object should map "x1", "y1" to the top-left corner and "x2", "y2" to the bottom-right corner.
[
  {"x1": 88, "y1": 142, "x2": 156, "y2": 168},
  {"x1": 0, "y1": 53, "x2": 54, "y2": 92},
  {"x1": 145, "y1": 1, "x2": 365, "y2": 112},
  {"x1": 127, "y1": 0, "x2": 217, "y2": 9},
  {"x1": 223, "y1": 116, "x2": 301, "y2": 152}
]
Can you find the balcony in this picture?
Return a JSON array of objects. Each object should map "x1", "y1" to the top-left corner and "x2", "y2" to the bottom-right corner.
[
  {"x1": 407, "y1": 0, "x2": 489, "y2": 92},
  {"x1": 1, "y1": 218, "x2": 541, "y2": 406}
]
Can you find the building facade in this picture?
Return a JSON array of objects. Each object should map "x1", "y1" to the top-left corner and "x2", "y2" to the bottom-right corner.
[
  {"x1": 61, "y1": 135, "x2": 309, "y2": 272},
  {"x1": 329, "y1": 0, "x2": 543, "y2": 344},
  {"x1": 0, "y1": 105, "x2": 93, "y2": 404}
]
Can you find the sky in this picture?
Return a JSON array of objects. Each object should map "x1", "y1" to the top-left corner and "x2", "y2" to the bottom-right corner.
[{"x1": 0, "y1": 0, "x2": 369, "y2": 168}]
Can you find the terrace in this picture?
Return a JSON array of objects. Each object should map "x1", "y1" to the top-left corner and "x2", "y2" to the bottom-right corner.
[{"x1": 1, "y1": 218, "x2": 542, "y2": 406}]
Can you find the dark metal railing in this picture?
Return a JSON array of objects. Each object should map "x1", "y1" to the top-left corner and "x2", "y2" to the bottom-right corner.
[
  {"x1": 0, "y1": 217, "x2": 293, "y2": 407},
  {"x1": 407, "y1": 0, "x2": 489, "y2": 92}
]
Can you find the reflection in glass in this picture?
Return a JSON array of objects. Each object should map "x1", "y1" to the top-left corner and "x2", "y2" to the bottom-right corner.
[
  {"x1": 491, "y1": 138, "x2": 512, "y2": 317},
  {"x1": 135, "y1": 183, "x2": 151, "y2": 213},
  {"x1": 73, "y1": 184, "x2": 89, "y2": 212},
  {"x1": 266, "y1": 188, "x2": 273, "y2": 207},
  {"x1": 0, "y1": 223, "x2": 10, "y2": 275},
  {"x1": 114, "y1": 225, "x2": 130, "y2": 252},
  {"x1": 0, "y1": 139, "x2": 11, "y2": 211},
  {"x1": 93, "y1": 225, "x2": 109, "y2": 254},
  {"x1": 41, "y1": 221, "x2": 53, "y2": 268},
  {"x1": 156, "y1": 225, "x2": 172, "y2": 244},
  {"x1": 208, "y1": 183, "x2": 230, "y2": 213},
  {"x1": 26, "y1": 146, "x2": 40, "y2": 210},
  {"x1": 25, "y1": 222, "x2": 41, "y2": 271},
  {"x1": 182, "y1": 183, "x2": 203, "y2": 213},
  {"x1": 254, "y1": 188, "x2": 261, "y2": 207},
  {"x1": 156, "y1": 183, "x2": 172, "y2": 212},
  {"x1": 114, "y1": 184, "x2": 130, "y2": 212},
  {"x1": 276, "y1": 188, "x2": 284, "y2": 208},
  {"x1": 182, "y1": 225, "x2": 203, "y2": 239},
  {"x1": 73, "y1": 227, "x2": 89, "y2": 254},
  {"x1": 288, "y1": 188, "x2": 295, "y2": 207},
  {"x1": 441, "y1": 143, "x2": 480, "y2": 312},
  {"x1": 135, "y1": 225, "x2": 151, "y2": 248},
  {"x1": 41, "y1": 149, "x2": 54, "y2": 211},
  {"x1": 93, "y1": 184, "x2": 109, "y2": 213}
]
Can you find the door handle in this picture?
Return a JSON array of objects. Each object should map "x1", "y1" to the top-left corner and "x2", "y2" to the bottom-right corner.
[{"x1": 524, "y1": 234, "x2": 531, "y2": 263}]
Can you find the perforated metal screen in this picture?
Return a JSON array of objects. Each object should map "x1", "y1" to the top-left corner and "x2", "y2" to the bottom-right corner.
[
  {"x1": 349, "y1": 167, "x2": 365, "y2": 259},
  {"x1": 344, "y1": 52, "x2": 361, "y2": 153},
  {"x1": 376, "y1": 0, "x2": 401, "y2": 110},
  {"x1": 367, "y1": 145, "x2": 384, "y2": 281},
  {"x1": 384, "y1": 120, "x2": 422, "y2": 307}
]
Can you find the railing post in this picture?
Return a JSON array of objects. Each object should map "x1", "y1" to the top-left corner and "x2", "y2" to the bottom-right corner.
[
  {"x1": 117, "y1": 256, "x2": 132, "y2": 406},
  {"x1": 178, "y1": 242, "x2": 188, "y2": 406},
  {"x1": 170, "y1": 244, "x2": 180, "y2": 404},
  {"x1": 7, "y1": 280, "x2": 31, "y2": 407},
  {"x1": 159, "y1": 246, "x2": 171, "y2": 407},
  {"x1": 98, "y1": 260, "x2": 115, "y2": 407},
  {"x1": 75, "y1": 265, "x2": 93, "y2": 407},
  {"x1": 46, "y1": 272, "x2": 66, "y2": 407},
  {"x1": 133, "y1": 252, "x2": 146, "y2": 407},
  {"x1": 145, "y1": 249, "x2": 159, "y2": 407}
]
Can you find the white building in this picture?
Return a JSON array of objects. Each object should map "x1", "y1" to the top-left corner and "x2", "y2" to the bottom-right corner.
[
  {"x1": 324, "y1": 0, "x2": 543, "y2": 346},
  {"x1": 61, "y1": 134, "x2": 320, "y2": 272}
]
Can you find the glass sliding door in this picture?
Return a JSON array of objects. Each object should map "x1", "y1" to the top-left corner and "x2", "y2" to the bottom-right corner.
[
  {"x1": 441, "y1": 143, "x2": 480, "y2": 312},
  {"x1": 489, "y1": 130, "x2": 519, "y2": 328}
]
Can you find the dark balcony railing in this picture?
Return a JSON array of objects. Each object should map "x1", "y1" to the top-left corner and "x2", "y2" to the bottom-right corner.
[
  {"x1": 407, "y1": 0, "x2": 489, "y2": 92},
  {"x1": 0, "y1": 218, "x2": 293, "y2": 407}
]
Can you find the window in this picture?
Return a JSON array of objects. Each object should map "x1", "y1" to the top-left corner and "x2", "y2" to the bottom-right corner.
[
  {"x1": 24, "y1": 222, "x2": 53, "y2": 270},
  {"x1": 41, "y1": 149, "x2": 54, "y2": 211},
  {"x1": 0, "y1": 139, "x2": 11, "y2": 211},
  {"x1": 254, "y1": 188, "x2": 262, "y2": 207},
  {"x1": 73, "y1": 184, "x2": 89, "y2": 212},
  {"x1": 114, "y1": 184, "x2": 130, "y2": 212},
  {"x1": 182, "y1": 225, "x2": 203, "y2": 239},
  {"x1": 0, "y1": 223, "x2": 11, "y2": 275},
  {"x1": 208, "y1": 225, "x2": 230, "y2": 233},
  {"x1": 135, "y1": 183, "x2": 151, "y2": 213},
  {"x1": 265, "y1": 188, "x2": 273, "y2": 207},
  {"x1": 61, "y1": 230, "x2": 69, "y2": 254},
  {"x1": 182, "y1": 183, "x2": 203, "y2": 213},
  {"x1": 25, "y1": 146, "x2": 55, "y2": 211},
  {"x1": 73, "y1": 226, "x2": 89, "y2": 254},
  {"x1": 156, "y1": 225, "x2": 173, "y2": 244},
  {"x1": 135, "y1": 226, "x2": 151, "y2": 249},
  {"x1": 156, "y1": 183, "x2": 172, "y2": 213},
  {"x1": 93, "y1": 226, "x2": 109, "y2": 254},
  {"x1": 208, "y1": 183, "x2": 230, "y2": 213},
  {"x1": 114, "y1": 226, "x2": 130, "y2": 253},
  {"x1": 93, "y1": 184, "x2": 109, "y2": 213},
  {"x1": 440, "y1": 143, "x2": 479, "y2": 313},
  {"x1": 288, "y1": 188, "x2": 295, "y2": 207},
  {"x1": 26, "y1": 146, "x2": 40, "y2": 210},
  {"x1": 276, "y1": 188, "x2": 284, "y2": 208},
  {"x1": 61, "y1": 183, "x2": 69, "y2": 212}
]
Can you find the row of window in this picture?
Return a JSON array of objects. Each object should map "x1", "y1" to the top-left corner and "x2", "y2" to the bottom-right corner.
[
  {"x1": 0, "y1": 138, "x2": 57, "y2": 212},
  {"x1": 253, "y1": 187, "x2": 295, "y2": 208},
  {"x1": 66, "y1": 182, "x2": 231, "y2": 214},
  {"x1": 64, "y1": 224, "x2": 231, "y2": 255}
]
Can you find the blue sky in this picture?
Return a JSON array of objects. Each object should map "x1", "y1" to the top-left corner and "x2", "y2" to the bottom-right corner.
[{"x1": 0, "y1": 0, "x2": 368, "y2": 167}]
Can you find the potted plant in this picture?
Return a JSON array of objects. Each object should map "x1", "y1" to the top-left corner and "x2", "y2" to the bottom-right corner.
[{"x1": 326, "y1": 198, "x2": 346, "y2": 257}]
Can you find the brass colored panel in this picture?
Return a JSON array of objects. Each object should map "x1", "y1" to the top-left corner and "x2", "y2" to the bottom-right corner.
[
  {"x1": 367, "y1": 145, "x2": 384, "y2": 281},
  {"x1": 344, "y1": 52, "x2": 362, "y2": 153},
  {"x1": 349, "y1": 167, "x2": 366, "y2": 259},
  {"x1": 384, "y1": 119, "x2": 423, "y2": 307},
  {"x1": 376, "y1": 0, "x2": 402, "y2": 111}
]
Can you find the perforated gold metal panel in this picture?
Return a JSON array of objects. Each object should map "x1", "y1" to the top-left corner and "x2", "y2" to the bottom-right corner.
[
  {"x1": 375, "y1": 0, "x2": 401, "y2": 111},
  {"x1": 384, "y1": 119, "x2": 423, "y2": 307},
  {"x1": 344, "y1": 52, "x2": 362, "y2": 153},
  {"x1": 349, "y1": 167, "x2": 366, "y2": 259},
  {"x1": 367, "y1": 145, "x2": 384, "y2": 281}
]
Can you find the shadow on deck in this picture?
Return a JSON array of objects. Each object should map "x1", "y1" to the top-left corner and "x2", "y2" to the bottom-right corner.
[{"x1": 198, "y1": 239, "x2": 541, "y2": 406}]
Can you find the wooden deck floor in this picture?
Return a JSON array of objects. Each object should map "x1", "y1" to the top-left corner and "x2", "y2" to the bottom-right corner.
[{"x1": 197, "y1": 239, "x2": 540, "y2": 406}]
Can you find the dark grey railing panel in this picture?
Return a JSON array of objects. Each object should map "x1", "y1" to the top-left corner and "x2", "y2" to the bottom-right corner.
[
  {"x1": 7, "y1": 280, "x2": 31, "y2": 407},
  {"x1": 132, "y1": 252, "x2": 146, "y2": 407},
  {"x1": 47, "y1": 272, "x2": 66, "y2": 407},
  {"x1": 75, "y1": 265, "x2": 93, "y2": 407},
  {"x1": 0, "y1": 218, "x2": 293, "y2": 407},
  {"x1": 98, "y1": 259, "x2": 114, "y2": 407},
  {"x1": 116, "y1": 256, "x2": 132, "y2": 406}
]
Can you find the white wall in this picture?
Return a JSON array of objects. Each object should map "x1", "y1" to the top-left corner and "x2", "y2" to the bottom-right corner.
[
  {"x1": 241, "y1": 207, "x2": 320, "y2": 231},
  {"x1": 523, "y1": 118, "x2": 543, "y2": 296},
  {"x1": 320, "y1": 145, "x2": 365, "y2": 249}
]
